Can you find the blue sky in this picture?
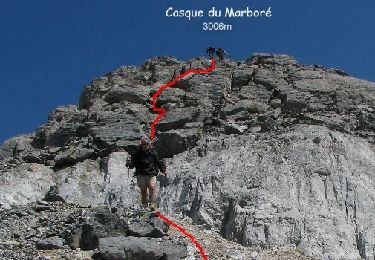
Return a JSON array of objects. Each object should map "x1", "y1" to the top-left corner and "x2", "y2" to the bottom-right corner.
[{"x1": 1, "y1": 0, "x2": 374, "y2": 144}]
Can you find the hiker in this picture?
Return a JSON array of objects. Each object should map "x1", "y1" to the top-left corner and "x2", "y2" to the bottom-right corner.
[
  {"x1": 206, "y1": 46, "x2": 216, "y2": 59},
  {"x1": 126, "y1": 137, "x2": 166, "y2": 210},
  {"x1": 180, "y1": 66, "x2": 186, "y2": 74},
  {"x1": 216, "y1": 48, "x2": 228, "y2": 60}
]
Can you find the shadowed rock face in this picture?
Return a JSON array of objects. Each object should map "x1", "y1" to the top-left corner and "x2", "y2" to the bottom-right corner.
[{"x1": 1, "y1": 53, "x2": 375, "y2": 259}]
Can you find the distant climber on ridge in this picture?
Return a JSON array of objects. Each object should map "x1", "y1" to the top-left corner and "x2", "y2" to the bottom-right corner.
[
  {"x1": 126, "y1": 137, "x2": 166, "y2": 210},
  {"x1": 180, "y1": 65, "x2": 186, "y2": 74},
  {"x1": 206, "y1": 46, "x2": 216, "y2": 59},
  {"x1": 216, "y1": 48, "x2": 229, "y2": 60}
]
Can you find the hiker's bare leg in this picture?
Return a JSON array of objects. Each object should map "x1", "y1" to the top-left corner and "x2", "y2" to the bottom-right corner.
[
  {"x1": 148, "y1": 177, "x2": 157, "y2": 205},
  {"x1": 140, "y1": 187, "x2": 148, "y2": 207},
  {"x1": 137, "y1": 176, "x2": 150, "y2": 207}
]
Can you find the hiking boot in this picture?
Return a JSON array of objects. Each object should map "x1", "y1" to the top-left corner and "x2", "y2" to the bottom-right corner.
[{"x1": 149, "y1": 202, "x2": 157, "y2": 211}]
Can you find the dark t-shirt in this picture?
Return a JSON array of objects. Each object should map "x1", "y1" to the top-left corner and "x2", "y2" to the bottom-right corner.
[{"x1": 128, "y1": 147, "x2": 166, "y2": 176}]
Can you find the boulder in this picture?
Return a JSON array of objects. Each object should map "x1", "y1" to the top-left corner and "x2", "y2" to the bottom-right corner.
[
  {"x1": 44, "y1": 185, "x2": 65, "y2": 202},
  {"x1": 36, "y1": 236, "x2": 65, "y2": 250},
  {"x1": 0, "y1": 134, "x2": 35, "y2": 160},
  {"x1": 127, "y1": 216, "x2": 168, "y2": 238},
  {"x1": 154, "y1": 129, "x2": 199, "y2": 158},
  {"x1": 96, "y1": 236, "x2": 188, "y2": 260},
  {"x1": 0, "y1": 163, "x2": 54, "y2": 209},
  {"x1": 79, "y1": 206, "x2": 128, "y2": 250},
  {"x1": 105, "y1": 85, "x2": 149, "y2": 105},
  {"x1": 157, "y1": 107, "x2": 200, "y2": 132},
  {"x1": 54, "y1": 146, "x2": 95, "y2": 169},
  {"x1": 247, "y1": 53, "x2": 298, "y2": 66}
]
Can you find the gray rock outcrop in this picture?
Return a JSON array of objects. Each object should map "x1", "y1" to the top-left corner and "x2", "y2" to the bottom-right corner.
[
  {"x1": 0, "y1": 163, "x2": 54, "y2": 209},
  {"x1": 96, "y1": 236, "x2": 188, "y2": 260},
  {"x1": 159, "y1": 124, "x2": 375, "y2": 259},
  {"x1": 0, "y1": 202, "x2": 187, "y2": 260}
]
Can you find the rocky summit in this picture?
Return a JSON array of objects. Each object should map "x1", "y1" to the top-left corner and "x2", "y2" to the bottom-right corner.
[{"x1": 1, "y1": 53, "x2": 375, "y2": 260}]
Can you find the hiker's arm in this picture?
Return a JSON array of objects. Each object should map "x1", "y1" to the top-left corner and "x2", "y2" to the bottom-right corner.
[
  {"x1": 155, "y1": 152, "x2": 166, "y2": 174},
  {"x1": 126, "y1": 156, "x2": 135, "y2": 169}
]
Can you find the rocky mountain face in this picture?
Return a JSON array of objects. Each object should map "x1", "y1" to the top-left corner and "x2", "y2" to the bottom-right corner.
[
  {"x1": 0, "y1": 202, "x2": 188, "y2": 260},
  {"x1": 1, "y1": 53, "x2": 375, "y2": 259}
]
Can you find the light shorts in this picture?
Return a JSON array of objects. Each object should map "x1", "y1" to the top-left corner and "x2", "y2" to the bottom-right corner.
[{"x1": 136, "y1": 175, "x2": 157, "y2": 188}]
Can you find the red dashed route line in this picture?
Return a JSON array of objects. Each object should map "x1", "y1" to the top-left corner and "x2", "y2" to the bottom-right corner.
[
  {"x1": 154, "y1": 211, "x2": 208, "y2": 260},
  {"x1": 150, "y1": 59, "x2": 216, "y2": 260},
  {"x1": 150, "y1": 59, "x2": 216, "y2": 140}
]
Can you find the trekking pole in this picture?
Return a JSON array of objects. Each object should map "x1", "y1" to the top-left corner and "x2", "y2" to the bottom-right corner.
[
  {"x1": 126, "y1": 156, "x2": 130, "y2": 179},
  {"x1": 125, "y1": 157, "x2": 130, "y2": 179},
  {"x1": 126, "y1": 157, "x2": 136, "y2": 208}
]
